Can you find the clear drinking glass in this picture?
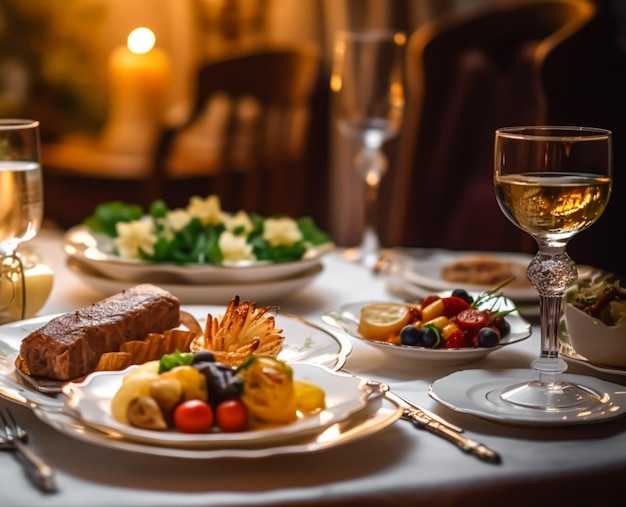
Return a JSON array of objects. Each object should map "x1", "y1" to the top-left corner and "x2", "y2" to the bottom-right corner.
[
  {"x1": 330, "y1": 29, "x2": 406, "y2": 266},
  {"x1": 0, "y1": 119, "x2": 43, "y2": 321},
  {"x1": 494, "y1": 126, "x2": 612, "y2": 412}
]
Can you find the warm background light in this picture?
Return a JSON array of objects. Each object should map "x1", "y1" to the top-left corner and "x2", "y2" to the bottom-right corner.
[{"x1": 127, "y1": 27, "x2": 156, "y2": 55}]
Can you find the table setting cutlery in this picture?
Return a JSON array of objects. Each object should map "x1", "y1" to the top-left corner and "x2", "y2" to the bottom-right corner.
[
  {"x1": 342, "y1": 372, "x2": 501, "y2": 464},
  {"x1": 0, "y1": 407, "x2": 57, "y2": 493}
]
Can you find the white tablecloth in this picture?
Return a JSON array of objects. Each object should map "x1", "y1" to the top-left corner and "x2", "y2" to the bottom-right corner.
[{"x1": 1, "y1": 229, "x2": 625, "y2": 506}]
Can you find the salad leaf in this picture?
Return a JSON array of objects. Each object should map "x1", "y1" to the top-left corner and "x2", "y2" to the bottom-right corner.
[
  {"x1": 566, "y1": 279, "x2": 626, "y2": 326},
  {"x1": 298, "y1": 216, "x2": 332, "y2": 245},
  {"x1": 83, "y1": 201, "x2": 144, "y2": 237},
  {"x1": 82, "y1": 195, "x2": 333, "y2": 265},
  {"x1": 158, "y1": 350, "x2": 194, "y2": 373}
]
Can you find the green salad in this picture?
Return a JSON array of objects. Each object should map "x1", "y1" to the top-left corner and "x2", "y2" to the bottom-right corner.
[
  {"x1": 565, "y1": 279, "x2": 626, "y2": 326},
  {"x1": 83, "y1": 195, "x2": 333, "y2": 265}
]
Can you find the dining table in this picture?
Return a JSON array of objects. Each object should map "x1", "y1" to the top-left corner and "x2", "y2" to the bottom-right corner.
[{"x1": 1, "y1": 227, "x2": 625, "y2": 507}]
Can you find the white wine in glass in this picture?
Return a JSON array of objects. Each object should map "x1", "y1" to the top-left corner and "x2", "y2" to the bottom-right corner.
[
  {"x1": 0, "y1": 119, "x2": 43, "y2": 320},
  {"x1": 330, "y1": 29, "x2": 406, "y2": 265},
  {"x1": 494, "y1": 126, "x2": 612, "y2": 412}
]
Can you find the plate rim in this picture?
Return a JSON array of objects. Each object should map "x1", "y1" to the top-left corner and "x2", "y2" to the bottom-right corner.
[
  {"x1": 429, "y1": 368, "x2": 626, "y2": 426},
  {"x1": 0, "y1": 304, "x2": 352, "y2": 397},
  {"x1": 32, "y1": 396, "x2": 402, "y2": 459},
  {"x1": 320, "y1": 298, "x2": 532, "y2": 363},
  {"x1": 64, "y1": 224, "x2": 334, "y2": 285},
  {"x1": 61, "y1": 362, "x2": 370, "y2": 449},
  {"x1": 402, "y1": 250, "x2": 537, "y2": 301},
  {"x1": 66, "y1": 257, "x2": 324, "y2": 304}
]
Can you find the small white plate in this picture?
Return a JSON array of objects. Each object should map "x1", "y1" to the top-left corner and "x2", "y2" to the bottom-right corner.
[
  {"x1": 67, "y1": 257, "x2": 323, "y2": 305},
  {"x1": 400, "y1": 250, "x2": 537, "y2": 302},
  {"x1": 62, "y1": 363, "x2": 371, "y2": 448},
  {"x1": 429, "y1": 369, "x2": 626, "y2": 426},
  {"x1": 0, "y1": 305, "x2": 352, "y2": 396},
  {"x1": 33, "y1": 396, "x2": 402, "y2": 459},
  {"x1": 64, "y1": 225, "x2": 333, "y2": 285},
  {"x1": 321, "y1": 298, "x2": 531, "y2": 365}
]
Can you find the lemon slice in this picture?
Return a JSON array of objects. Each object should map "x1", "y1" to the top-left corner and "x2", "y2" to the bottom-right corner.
[{"x1": 358, "y1": 303, "x2": 411, "y2": 341}]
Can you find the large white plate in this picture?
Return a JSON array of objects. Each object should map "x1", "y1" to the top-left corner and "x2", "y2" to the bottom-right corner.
[
  {"x1": 32, "y1": 396, "x2": 402, "y2": 459},
  {"x1": 0, "y1": 305, "x2": 352, "y2": 397},
  {"x1": 321, "y1": 297, "x2": 531, "y2": 365},
  {"x1": 429, "y1": 369, "x2": 626, "y2": 426},
  {"x1": 401, "y1": 250, "x2": 537, "y2": 302},
  {"x1": 61, "y1": 363, "x2": 370, "y2": 449},
  {"x1": 67, "y1": 257, "x2": 323, "y2": 305},
  {"x1": 64, "y1": 225, "x2": 334, "y2": 285}
]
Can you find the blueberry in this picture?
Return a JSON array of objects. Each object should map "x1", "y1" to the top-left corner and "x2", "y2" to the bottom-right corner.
[
  {"x1": 452, "y1": 288, "x2": 474, "y2": 305},
  {"x1": 477, "y1": 327, "x2": 500, "y2": 348},
  {"x1": 400, "y1": 325, "x2": 423, "y2": 346},
  {"x1": 421, "y1": 326, "x2": 441, "y2": 348}
]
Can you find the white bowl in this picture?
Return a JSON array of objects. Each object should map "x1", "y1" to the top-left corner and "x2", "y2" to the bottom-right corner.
[{"x1": 563, "y1": 303, "x2": 626, "y2": 368}]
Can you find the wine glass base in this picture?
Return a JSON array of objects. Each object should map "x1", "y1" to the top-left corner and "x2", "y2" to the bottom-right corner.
[{"x1": 493, "y1": 379, "x2": 607, "y2": 412}]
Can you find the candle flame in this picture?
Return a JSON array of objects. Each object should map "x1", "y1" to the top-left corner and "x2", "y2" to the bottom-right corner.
[{"x1": 127, "y1": 27, "x2": 156, "y2": 55}]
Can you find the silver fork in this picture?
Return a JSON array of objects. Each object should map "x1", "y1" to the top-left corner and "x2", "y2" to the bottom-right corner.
[{"x1": 0, "y1": 408, "x2": 58, "y2": 492}]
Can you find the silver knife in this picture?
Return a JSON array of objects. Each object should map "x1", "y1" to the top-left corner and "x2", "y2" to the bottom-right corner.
[
  {"x1": 403, "y1": 408, "x2": 501, "y2": 464},
  {"x1": 353, "y1": 375, "x2": 501, "y2": 464}
]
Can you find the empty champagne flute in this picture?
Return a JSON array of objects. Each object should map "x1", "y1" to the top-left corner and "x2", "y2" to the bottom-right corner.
[
  {"x1": 0, "y1": 119, "x2": 43, "y2": 321},
  {"x1": 494, "y1": 126, "x2": 612, "y2": 412},
  {"x1": 330, "y1": 29, "x2": 406, "y2": 266}
]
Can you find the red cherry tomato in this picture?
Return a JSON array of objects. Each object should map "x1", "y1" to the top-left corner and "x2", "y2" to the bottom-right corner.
[
  {"x1": 216, "y1": 399, "x2": 248, "y2": 433},
  {"x1": 441, "y1": 296, "x2": 471, "y2": 317},
  {"x1": 173, "y1": 399, "x2": 214, "y2": 433},
  {"x1": 444, "y1": 329, "x2": 465, "y2": 349},
  {"x1": 455, "y1": 308, "x2": 490, "y2": 330}
]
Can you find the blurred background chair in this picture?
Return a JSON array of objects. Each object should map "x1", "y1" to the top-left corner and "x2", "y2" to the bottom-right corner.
[
  {"x1": 151, "y1": 44, "x2": 324, "y2": 218},
  {"x1": 380, "y1": 0, "x2": 597, "y2": 256},
  {"x1": 43, "y1": 44, "x2": 324, "y2": 228}
]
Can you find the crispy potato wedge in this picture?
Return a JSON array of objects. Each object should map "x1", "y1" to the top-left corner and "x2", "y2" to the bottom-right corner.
[{"x1": 190, "y1": 296, "x2": 285, "y2": 366}]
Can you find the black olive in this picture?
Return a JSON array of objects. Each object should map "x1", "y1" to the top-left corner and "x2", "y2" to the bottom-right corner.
[
  {"x1": 400, "y1": 325, "x2": 423, "y2": 346},
  {"x1": 477, "y1": 327, "x2": 500, "y2": 348},
  {"x1": 491, "y1": 315, "x2": 511, "y2": 338},
  {"x1": 192, "y1": 351, "x2": 216, "y2": 364},
  {"x1": 421, "y1": 327, "x2": 441, "y2": 348}
]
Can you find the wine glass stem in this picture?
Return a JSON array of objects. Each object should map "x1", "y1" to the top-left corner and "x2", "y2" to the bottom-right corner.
[
  {"x1": 355, "y1": 146, "x2": 387, "y2": 261},
  {"x1": 527, "y1": 248, "x2": 578, "y2": 379},
  {"x1": 362, "y1": 175, "x2": 381, "y2": 254}
]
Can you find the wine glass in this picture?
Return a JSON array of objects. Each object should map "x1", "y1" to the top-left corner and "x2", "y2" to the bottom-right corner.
[
  {"x1": 494, "y1": 126, "x2": 612, "y2": 412},
  {"x1": 330, "y1": 29, "x2": 406, "y2": 266},
  {"x1": 0, "y1": 119, "x2": 44, "y2": 321}
]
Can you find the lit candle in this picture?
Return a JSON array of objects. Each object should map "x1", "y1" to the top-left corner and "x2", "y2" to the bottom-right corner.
[{"x1": 101, "y1": 27, "x2": 171, "y2": 155}]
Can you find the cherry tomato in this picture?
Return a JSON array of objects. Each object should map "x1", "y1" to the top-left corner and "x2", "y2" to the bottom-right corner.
[
  {"x1": 444, "y1": 329, "x2": 465, "y2": 349},
  {"x1": 215, "y1": 399, "x2": 248, "y2": 433},
  {"x1": 441, "y1": 296, "x2": 471, "y2": 317},
  {"x1": 456, "y1": 308, "x2": 490, "y2": 330},
  {"x1": 173, "y1": 399, "x2": 214, "y2": 433}
]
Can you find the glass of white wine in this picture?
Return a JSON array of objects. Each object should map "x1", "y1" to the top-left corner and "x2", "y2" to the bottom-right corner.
[
  {"x1": 0, "y1": 119, "x2": 43, "y2": 321},
  {"x1": 330, "y1": 29, "x2": 406, "y2": 266},
  {"x1": 494, "y1": 126, "x2": 612, "y2": 412}
]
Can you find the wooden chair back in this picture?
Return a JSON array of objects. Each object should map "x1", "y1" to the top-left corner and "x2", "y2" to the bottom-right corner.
[
  {"x1": 382, "y1": 0, "x2": 596, "y2": 252},
  {"x1": 151, "y1": 45, "x2": 321, "y2": 217}
]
